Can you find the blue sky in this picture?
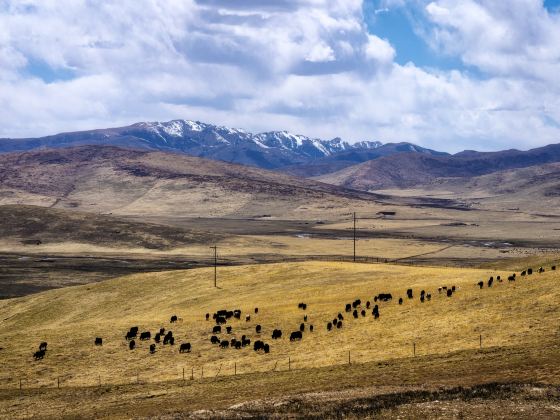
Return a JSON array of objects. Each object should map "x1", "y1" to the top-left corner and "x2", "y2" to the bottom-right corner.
[{"x1": 1, "y1": 1, "x2": 560, "y2": 153}]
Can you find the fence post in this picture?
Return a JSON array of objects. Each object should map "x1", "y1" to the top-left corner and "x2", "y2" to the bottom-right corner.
[
  {"x1": 413, "y1": 342, "x2": 416, "y2": 357},
  {"x1": 348, "y1": 350, "x2": 351, "y2": 365},
  {"x1": 480, "y1": 334, "x2": 482, "y2": 349},
  {"x1": 57, "y1": 377, "x2": 60, "y2": 389},
  {"x1": 234, "y1": 362, "x2": 237, "y2": 375}
]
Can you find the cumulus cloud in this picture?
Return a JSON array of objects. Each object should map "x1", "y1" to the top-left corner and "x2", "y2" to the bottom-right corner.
[{"x1": 0, "y1": 0, "x2": 559, "y2": 152}]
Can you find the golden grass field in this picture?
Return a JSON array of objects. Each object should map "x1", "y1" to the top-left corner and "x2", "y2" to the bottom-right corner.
[{"x1": 1, "y1": 259, "x2": 559, "y2": 417}]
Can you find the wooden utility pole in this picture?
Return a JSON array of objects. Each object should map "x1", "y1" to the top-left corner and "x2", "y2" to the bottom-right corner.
[
  {"x1": 210, "y1": 246, "x2": 217, "y2": 287},
  {"x1": 353, "y1": 212, "x2": 356, "y2": 262}
]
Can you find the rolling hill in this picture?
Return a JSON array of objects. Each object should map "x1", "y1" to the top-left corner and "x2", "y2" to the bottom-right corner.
[
  {"x1": 0, "y1": 145, "x2": 382, "y2": 218},
  {"x1": 0, "y1": 260, "x2": 558, "y2": 417},
  {"x1": 317, "y1": 143, "x2": 560, "y2": 191}
]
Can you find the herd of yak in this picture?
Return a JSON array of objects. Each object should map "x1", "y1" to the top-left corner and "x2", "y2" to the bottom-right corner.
[{"x1": 32, "y1": 265, "x2": 553, "y2": 360}]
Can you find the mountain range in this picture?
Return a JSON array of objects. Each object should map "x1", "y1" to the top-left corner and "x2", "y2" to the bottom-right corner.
[
  {"x1": 2, "y1": 119, "x2": 560, "y2": 194},
  {"x1": 0, "y1": 119, "x2": 443, "y2": 172}
]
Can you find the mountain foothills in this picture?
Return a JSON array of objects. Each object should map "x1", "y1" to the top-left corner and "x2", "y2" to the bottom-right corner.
[
  {"x1": 317, "y1": 143, "x2": 560, "y2": 192},
  {"x1": 0, "y1": 145, "x2": 380, "y2": 218},
  {"x1": 0, "y1": 119, "x2": 442, "y2": 172},
  {"x1": 2, "y1": 119, "x2": 560, "y2": 189}
]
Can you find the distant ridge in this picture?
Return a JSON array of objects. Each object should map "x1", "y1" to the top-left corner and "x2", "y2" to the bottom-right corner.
[
  {"x1": 0, "y1": 119, "x2": 443, "y2": 172},
  {"x1": 317, "y1": 143, "x2": 560, "y2": 191}
]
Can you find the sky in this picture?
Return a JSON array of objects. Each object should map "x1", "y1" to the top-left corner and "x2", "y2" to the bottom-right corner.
[{"x1": 1, "y1": 1, "x2": 560, "y2": 152}]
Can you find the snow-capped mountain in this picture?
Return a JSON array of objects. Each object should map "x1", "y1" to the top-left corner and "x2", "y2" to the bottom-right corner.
[
  {"x1": 0, "y1": 119, "x2": 443, "y2": 173},
  {"x1": 130, "y1": 120, "x2": 382, "y2": 160}
]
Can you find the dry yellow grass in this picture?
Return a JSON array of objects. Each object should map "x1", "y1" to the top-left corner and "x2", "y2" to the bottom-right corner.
[{"x1": 0, "y1": 261, "x2": 558, "y2": 393}]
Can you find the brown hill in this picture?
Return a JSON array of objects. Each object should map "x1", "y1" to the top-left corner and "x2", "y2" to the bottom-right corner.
[
  {"x1": 0, "y1": 145, "x2": 381, "y2": 218},
  {"x1": 317, "y1": 144, "x2": 560, "y2": 191}
]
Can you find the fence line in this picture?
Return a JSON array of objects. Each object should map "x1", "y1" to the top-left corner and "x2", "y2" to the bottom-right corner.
[{"x1": 2, "y1": 333, "x2": 517, "y2": 391}]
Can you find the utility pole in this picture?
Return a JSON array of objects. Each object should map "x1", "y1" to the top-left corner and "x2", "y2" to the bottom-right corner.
[
  {"x1": 353, "y1": 212, "x2": 356, "y2": 262},
  {"x1": 210, "y1": 246, "x2": 217, "y2": 287}
]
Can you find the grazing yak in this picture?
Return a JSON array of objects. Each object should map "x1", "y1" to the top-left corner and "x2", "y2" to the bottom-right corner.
[
  {"x1": 538, "y1": 267, "x2": 545, "y2": 273},
  {"x1": 34, "y1": 350, "x2": 45, "y2": 360},
  {"x1": 345, "y1": 303, "x2": 352, "y2": 312},
  {"x1": 352, "y1": 299, "x2": 361, "y2": 308},
  {"x1": 216, "y1": 316, "x2": 227, "y2": 325},
  {"x1": 233, "y1": 309, "x2": 242, "y2": 319},
  {"x1": 39, "y1": 342, "x2": 48, "y2": 351},
  {"x1": 159, "y1": 327, "x2": 165, "y2": 335},
  {"x1": 337, "y1": 313, "x2": 344, "y2": 320},
  {"x1": 290, "y1": 331, "x2": 303, "y2": 341},
  {"x1": 398, "y1": 298, "x2": 403, "y2": 305},
  {"x1": 272, "y1": 329, "x2": 282, "y2": 339},
  {"x1": 154, "y1": 333, "x2": 161, "y2": 343},
  {"x1": 212, "y1": 326, "x2": 221, "y2": 334},
  {"x1": 140, "y1": 332, "x2": 151, "y2": 340},
  {"x1": 298, "y1": 303, "x2": 307, "y2": 310},
  {"x1": 361, "y1": 310, "x2": 366, "y2": 317},
  {"x1": 299, "y1": 323, "x2": 305, "y2": 332},
  {"x1": 179, "y1": 343, "x2": 191, "y2": 353},
  {"x1": 366, "y1": 301, "x2": 371, "y2": 309},
  {"x1": 254, "y1": 307, "x2": 259, "y2": 314},
  {"x1": 254, "y1": 340, "x2": 265, "y2": 351},
  {"x1": 327, "y1": 322, "x2": 333, "y2": 331},
  {"x1": 310, "y1": 325, "x2": 314, "y2": 332},
  {"x1": 304, "y1": 315, "x2": 308, "y2": 322},
  {"x1": 245, "y1": 315, "x2": 251, "y2": 322},
  {"x1": 129, "y1": 340, "x2": 136, "y2": 350},
  {"x1": 226, "y1": 326, "x2": 232, "y2": 334},
  {"x1": 446, "y1": 289, "x2": 453, "y2": 297},
  {"x1": 407, "y1": 289, "x2": 413, "y2": 299},
  {"x1": 427, "y1": 293, "x2": 432, "y2": 301},
  {"x1": 256, "y1": 325, "x2": 262, "y2": 334},
  {"x1": 95, "y1": 337, "x2": 103, "y2": 346},
  {"x1": 477, "y1": 281, "x2": 484, "y2": 289},
  {"x1": 353, "y1": 309, "x2": 358, "y2": 319},
  {"x1": 528, "y1": 268, "x2": 533, "y2": 275},
  {"x1": 220, "y1": 340, "x2": 229, "y2": 348},
  {"x1": 242, "y1": 336, "x2": 251, "y2": 347},
  {"x1": 170, "y1": 315, "x2": 178, "y2": 323},
  {"x1": 205, "y1": 313, "x2": 210, "y2": 320},
  {"x1": 377, "y1": 294, "x2": 392, "y2": 302},
  {"x1": 149, "y1": 344, "x2": 156, "y2": 354},
  {"x1": 372, "y1": 306, "x2": 379, "y2": 319},
  {"x1": 488, "y1": 277, "x2": 494, "y2": 287},
  {"x1": 163, "y1": 331, "x2": 174, "y2": 345},
  {"x1": 336, "y1": 320, "x2": 343, "y2": 328},
  {"x1": 210, "y1": 335, "x2": 220, "y2": 344}
]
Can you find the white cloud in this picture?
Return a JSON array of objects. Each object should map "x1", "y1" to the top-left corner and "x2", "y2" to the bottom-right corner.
[{"x1": 0, "y1": 0, "x2": 559, "y2": 153}]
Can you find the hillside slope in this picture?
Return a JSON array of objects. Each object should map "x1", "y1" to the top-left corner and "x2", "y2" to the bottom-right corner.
[
  {"x1": 317, "y1": 143, "x2": 560, "y2": 191},
  {"x1": 0, "y1": 145, "x2": 381, "y2": 218},
  {"x1": 0, "y1": 260, "x2": 558, "y2": 418}
]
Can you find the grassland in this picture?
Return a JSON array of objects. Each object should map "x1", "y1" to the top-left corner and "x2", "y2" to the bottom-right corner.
[{"x1": 0, "y1": 260, "x2": 559, "y2": 418}]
